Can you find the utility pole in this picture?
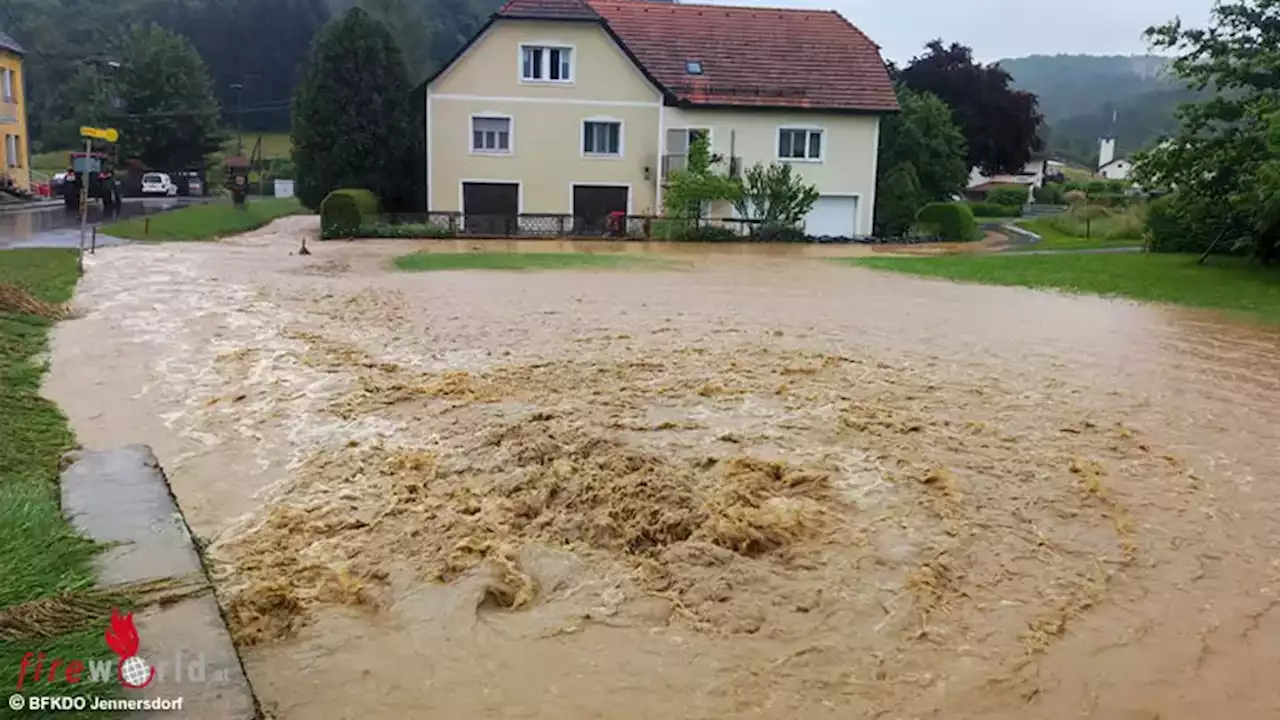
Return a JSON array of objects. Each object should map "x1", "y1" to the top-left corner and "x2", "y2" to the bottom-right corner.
[{"x1": 231, "y1": 82, "x2": 245, "y2": 157}]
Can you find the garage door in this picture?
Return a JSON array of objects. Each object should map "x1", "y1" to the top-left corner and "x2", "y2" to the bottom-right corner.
[
  {"x1": 804, "y1": 196, "x2": 858, "y2": 238},
  {"x1": 572, "y1": 185, "x2": 628, "y2": 235},
  {"x1": 462, "y1": 182, "x2": 519, "y2": 235}
]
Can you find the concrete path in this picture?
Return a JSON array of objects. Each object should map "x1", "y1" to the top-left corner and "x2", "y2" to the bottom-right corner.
[{"x1": 61, "y1": 446, "x2": 258, "y2": 720}]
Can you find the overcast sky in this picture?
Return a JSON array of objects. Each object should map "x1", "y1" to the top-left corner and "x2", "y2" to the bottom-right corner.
[{"x1": 704, "y1": 0, "x2": 1215, "y2": 63}]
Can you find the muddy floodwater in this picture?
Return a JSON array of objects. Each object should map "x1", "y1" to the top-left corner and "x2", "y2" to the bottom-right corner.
[{"x1": 44, "y1": 217, "x2": 1280, "y2": 719}]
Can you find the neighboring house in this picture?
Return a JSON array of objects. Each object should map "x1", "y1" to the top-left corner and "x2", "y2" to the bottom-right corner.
[
  {"x1": 1096, "y1": 136, "x2": 1132, "y2": 180},
  {"x1": 423, "y1": 0, "x2": 897, "y2": 237},
  {"x1": 0, "y1": 29, "x2": 28, "y2": 191},
  {"x1": 965, "y1": 159, "x2": 1049, "y2": 203},
  {"x1": 1097, "y1": 158, "x2": 1132, "y2": 181}
]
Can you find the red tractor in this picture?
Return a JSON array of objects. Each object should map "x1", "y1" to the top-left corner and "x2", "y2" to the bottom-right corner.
[{"x1": 61, "y1": 151, "x2": 121, "y2": 210}]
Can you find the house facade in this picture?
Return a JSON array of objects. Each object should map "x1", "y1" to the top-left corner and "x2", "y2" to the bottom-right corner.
[
  {"x1": 0, "y1": 30, "x2": 29, "y2": 190},
  {"x1": 424, "y1": 0, "x2": 897, "y2": 237}
]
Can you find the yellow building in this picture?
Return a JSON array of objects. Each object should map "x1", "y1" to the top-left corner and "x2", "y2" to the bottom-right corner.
[{"x1": 0, "y1": 29, "x2": 29, "y2": 190}]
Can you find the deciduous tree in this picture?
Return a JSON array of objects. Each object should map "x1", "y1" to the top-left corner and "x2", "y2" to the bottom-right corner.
[
  {"x1": 900, "y1": 41, "x2": 1044, "y2": 175},
  {"x1": 876, "y1": 87, "x2": 968, "y2": 202},
  {"x1": 1136, "y1": 0, "x2": 1280, "y2": 262},
  {"x1": 111, "y1": 24, "x2": 225, "y2": 170}
]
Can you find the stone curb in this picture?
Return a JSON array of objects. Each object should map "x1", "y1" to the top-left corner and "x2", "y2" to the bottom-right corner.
[{"x1": 60, "y1": 445, "x2": 260, "y2": 720}]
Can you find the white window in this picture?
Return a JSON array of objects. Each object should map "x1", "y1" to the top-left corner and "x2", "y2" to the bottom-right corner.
[
  {"x1": 521, "y1": 45, "x2": 572, "y2": 82},
  {"x1": 471, "y1": 116, "x2": 511, "y2": 154},
  {"x1": 583, "y1": 120, "x2": 621, "y2": 157},
  {"x1": 1, "y1": 70, "x2": 12, "y2": 101},
  {"x1": 6, "y1": 134, "x2": 18, "y2": 168},
  {"x1": 778, "y1": 128, "x2": 823, "y2": 161}
]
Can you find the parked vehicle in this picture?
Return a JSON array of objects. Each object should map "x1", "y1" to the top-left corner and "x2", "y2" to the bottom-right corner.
[
  {"x1": 141, "y1": 172, "x2": 179, "y2": 197},
  {"x1": 61, "y1": 152, "x2": 121, "y2": 210},
  {"x1": 174, "y1": 171, "x2": 203, "y2": 197}
]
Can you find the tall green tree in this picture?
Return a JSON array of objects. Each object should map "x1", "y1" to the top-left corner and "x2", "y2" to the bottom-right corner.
[
  {"x1": 1136, "y1": 0, "x2": 1280, "y2": 262},
  {"x1": 292, "y1": 7, "x2": 415, "y2": 210},
  {"x1": 111, "y1": 24, "x2": 225, "y2": 169},
  {"x1": 877, "y1": 87, "x2": 968, "y2": 202},
  {"x1": 900, "y1": 41, "x2": 1044, "y2": 175}
]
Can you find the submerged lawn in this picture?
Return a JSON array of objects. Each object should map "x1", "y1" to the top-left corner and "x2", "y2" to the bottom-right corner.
[
  {"x1": 101, "y1": 197, "x2": 303, "y2": 241},
  {"x1": 847, "y1": 253, "x2": 1280, "y2": 323},
  {"x1": 393, "y1": 252, "x2": 676, "y2": 272},
  {"x1": 0, "y1": 249, "x2": 119, "y2": 715}
]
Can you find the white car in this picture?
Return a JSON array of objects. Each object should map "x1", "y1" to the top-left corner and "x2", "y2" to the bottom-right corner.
[{"x1": 141, "y1": 172, "x2": 178, "y2": 197}]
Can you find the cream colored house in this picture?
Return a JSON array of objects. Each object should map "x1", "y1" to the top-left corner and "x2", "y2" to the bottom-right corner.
[{"x1": 424, "y1": 0, "x2": 897, "y2": 237}]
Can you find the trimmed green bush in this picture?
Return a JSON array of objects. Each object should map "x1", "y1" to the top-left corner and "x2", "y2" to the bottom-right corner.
[
  {"x1": 320, "y1": 189, "x2": 380, "y2": 239},
  {"x1": 968, "y1": 201, "x2": 1021, "y2": 219},
  {"x1": 916, "y1": 202, "x2": 980, "y2": 241},
  {"x1": 987, "y1": 187, "x2": 1028, "y2": 208}
]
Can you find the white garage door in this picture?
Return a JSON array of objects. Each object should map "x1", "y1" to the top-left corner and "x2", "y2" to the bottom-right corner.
[{"x1": 804, "y1": 196, "x2": 859, "y2": 238}]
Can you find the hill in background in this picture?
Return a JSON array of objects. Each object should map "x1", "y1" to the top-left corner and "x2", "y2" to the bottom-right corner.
[{"x1": 997, "y1": 54, "x2": 1200, "y2": 168}]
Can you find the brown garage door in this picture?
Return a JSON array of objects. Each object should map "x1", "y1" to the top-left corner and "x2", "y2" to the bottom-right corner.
[
  {"x1": 462, "y1": 182, "x2": 519, "y2": 236},
  {"x1": 572, "y1": 185, "x2": 628, "y2": 235}
]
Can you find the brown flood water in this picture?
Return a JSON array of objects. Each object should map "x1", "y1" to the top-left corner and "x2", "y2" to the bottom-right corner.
[{"x1": 45, "y1": 217, "x2": 1280, "y2": 719}]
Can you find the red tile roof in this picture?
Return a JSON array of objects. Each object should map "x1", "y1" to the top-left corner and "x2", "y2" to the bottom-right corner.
[
  {"x1": 497, "y1": 0, "x2": 599, "y2": 20},
  {"x1": 586, "y1": 0, "x2": 897, "y2": 112}
]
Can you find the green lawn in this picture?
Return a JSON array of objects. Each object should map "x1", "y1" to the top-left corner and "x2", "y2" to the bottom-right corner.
[
  {"x1": 0, "y1": 250, "x2": 120, "y2": 715},
  {"x1": 846, "y1": 253, "x2": 1280, "y2": 323},
  {"x1": 1010, "y1": 216, "x2": 1144, "y2": 252},
  {"x1": 222, "y1": 132, "x2": 291, "y2": 159},
  {"x1": 101, "y1": 198, "x2": 303, "y2": 241},
  {"x1": 393, "y1": 252, "x2": 677, "y2": 272}
]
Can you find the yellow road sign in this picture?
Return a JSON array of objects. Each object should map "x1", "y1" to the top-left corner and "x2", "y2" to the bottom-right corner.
[{"x1": 80, "y1": 126, "x2": 120, "y2": 143}]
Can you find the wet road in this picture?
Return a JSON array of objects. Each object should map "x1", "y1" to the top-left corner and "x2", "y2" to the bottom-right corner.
[
  {"x1": 0, "y1": 198, "x2": 203, "y2": 249},
  {"x1": 43, "y1": 218, "x2": 1280, "y2": 720}
]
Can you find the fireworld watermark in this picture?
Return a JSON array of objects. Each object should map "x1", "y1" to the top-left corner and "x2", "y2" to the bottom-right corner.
[{"x1": 11, "y1": 609, "x2": 232, "y2": 693}]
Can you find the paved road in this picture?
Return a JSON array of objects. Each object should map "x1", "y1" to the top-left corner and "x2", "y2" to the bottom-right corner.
[{"x1": 0, "y1": 198, "x2": 203, "y2": 250}]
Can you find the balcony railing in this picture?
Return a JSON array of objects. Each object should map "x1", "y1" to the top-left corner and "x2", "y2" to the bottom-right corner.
[{"x1": 661, "y1": 154, "x2": 743, "y2": 182}]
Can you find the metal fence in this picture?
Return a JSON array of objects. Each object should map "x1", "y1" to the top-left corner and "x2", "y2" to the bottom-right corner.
[{"x1": 354, "y1": 212, "x2": 886, "y2": 243}]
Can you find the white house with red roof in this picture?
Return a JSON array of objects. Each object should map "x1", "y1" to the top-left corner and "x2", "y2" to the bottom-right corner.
[{"x1": 423, "y1": 0, "x2": 897, "y2": 237}]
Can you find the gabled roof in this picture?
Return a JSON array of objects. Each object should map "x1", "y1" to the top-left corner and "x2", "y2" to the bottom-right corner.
[
  {"x1": 0, "y1": 29, "x2": 24, "y2": 56},
  {"x1": 586, "y1": 1, "x2": 896, "y2": 112},
  {"x1": 428, "y1": 0, "x2": 896, "y2": 114},
  {"x1": 497, "y1": 0, "x2": 599, "y2": 21}
]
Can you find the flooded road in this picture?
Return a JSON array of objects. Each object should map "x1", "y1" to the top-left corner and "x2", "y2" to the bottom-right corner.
[
  {"x1": 0, "y1": 198, "x2": 201, "y2": 249},
  {"x1": 43, "y1": 218, "x2": 1280, "y2": 719}
]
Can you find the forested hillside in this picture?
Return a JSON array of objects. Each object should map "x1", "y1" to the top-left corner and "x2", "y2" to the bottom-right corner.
[
  {"x1": 0, "y1": 0, "x2": 501, "y2": 149},
  {"x1": 998, "y1": 54, "x2": 1201, "y2": 167}
]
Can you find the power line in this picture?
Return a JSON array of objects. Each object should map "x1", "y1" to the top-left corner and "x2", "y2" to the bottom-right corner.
[{"x1": 105, "y1": 101, "x2": 293, "y2": 120}]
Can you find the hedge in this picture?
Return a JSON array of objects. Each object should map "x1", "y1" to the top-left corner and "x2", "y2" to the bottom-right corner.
[
  {"x1": 916, "y1": 202, "x2": 980, "y2": 241},
  {"x1": 357, "y1": 221, "x2": 453, "y2": 239},
  {"x1": 320, "y1": 189, "x2": 380, "y2": 239},
  {"x1": 986, "y1": 187, "x2": 1028, "y2": 208},
  {"x1": 968, "y1": 201, "x2": 1022, "y2": 218}
]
